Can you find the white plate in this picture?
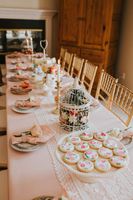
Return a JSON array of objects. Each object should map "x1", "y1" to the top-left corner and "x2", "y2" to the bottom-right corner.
[
  {"x1": 10, "y1": 139, "x2": 41, "y2": 152},
  {"x1": 121, "y1": 137, "x2": 133, "y2": 149},
  {"x1": 11, "y1": 105, "x2": 37, "y2": 114},
  {"x1": 32, "y1": 196, "x2": 54, "y2": 200},
  {"x1": 56, "y1": 131, "x2": 129, "y2": 183}
]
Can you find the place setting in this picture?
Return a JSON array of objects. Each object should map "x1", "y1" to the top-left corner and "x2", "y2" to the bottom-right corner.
[
  {"x1": 8, "y1": 70, "x2": 30, "y2": 82},
  {"x1": 10, "y1": 124, "x2": 56, "y2": 152},
  {"x1": 10, "y1": 80, "x2": 32, "y2": 95},
  {"x1": 107, "y1": 127, "x2": 133, "y2": 149},
  {"x1": 9, "y1": 64, "x2": 34, "y2": 73},
  {"x1": 11, "y1": 96, "x2": 41, "y2": 114}
]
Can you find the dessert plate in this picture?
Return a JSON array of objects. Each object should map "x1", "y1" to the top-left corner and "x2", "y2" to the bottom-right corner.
[
  {"x1": 56, "y1": 131, "x2": 129, "y2": 183},
  {"x1": 10, "y1": 87, "x2": 32, "y2": 95},
  {"x1": 8, "y1": 76, "x2": 29, "y2": 82},
  {"x1": 10, "y1": 130, "x2": 41, "y2": 152},
  {"x1": 10, "y1": 141, "x2": 40, "y2": 152},
  {"x1": 32, "y1": 196, "x2": 54, "y2": 200},
  {"x1": 121, "y1": 137, "x2": 133, "y2": 149},
  {"x1": 11, "y1": 105, "x2": 37, "y2": 114},
  {"x1": 10, "y1": 131, "x2": 41, "y2": 153}
]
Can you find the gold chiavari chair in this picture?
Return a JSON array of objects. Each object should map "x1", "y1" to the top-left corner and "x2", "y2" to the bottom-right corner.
[
  {"x1": 59, "y1": 47, "x2": 67, "y2": 64},
  {"x1": 61, "y1": 52, "x2": 73, "y2": 74},
  {"x1": 111, "y1": 83, "x2": 133, "y2": 126},
  {"x1": 95, "y1": 69, "x2": 118, "y2": 109},
  {"x1": 70, "y1": 56, "x2": 84, "y2": 79},
  {"x1": 80, "y1": 60, "x2": 98, "y2": 93}
]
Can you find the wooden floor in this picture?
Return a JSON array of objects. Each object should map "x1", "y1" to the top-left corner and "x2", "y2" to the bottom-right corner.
[{"x1": 0, "y1": 169, "x2": 8, "y2": 200}]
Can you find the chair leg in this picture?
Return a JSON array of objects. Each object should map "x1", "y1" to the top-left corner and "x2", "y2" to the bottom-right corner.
[
  {"x1": 0, "y1": 130, "x2": 6, "y2": 136},
  {"x1": 0, "y1": 165, "x2": 7, "y2": 171}
]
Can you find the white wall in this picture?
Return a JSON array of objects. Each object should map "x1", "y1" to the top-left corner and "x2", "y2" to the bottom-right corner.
[
  {"x1": 0, "y1": 0, "x2": 59, "y2": 10},
  {"x1": 117, "y1": 0, "x2": 133, "y2": 91}
]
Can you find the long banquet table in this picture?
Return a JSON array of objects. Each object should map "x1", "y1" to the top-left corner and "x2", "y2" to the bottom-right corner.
[{"x1": 6, "y1": 54, "x2": 133, "y2": 200}]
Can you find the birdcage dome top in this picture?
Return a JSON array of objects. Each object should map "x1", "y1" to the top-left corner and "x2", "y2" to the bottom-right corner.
[{"x1": 60, "y1": 78, "x2": 91, "y2": 108}]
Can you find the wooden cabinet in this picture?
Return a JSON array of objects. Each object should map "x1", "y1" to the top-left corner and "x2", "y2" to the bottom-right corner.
[{"x1": 59, "y1": 0, "x2": 123, "y2": 91}]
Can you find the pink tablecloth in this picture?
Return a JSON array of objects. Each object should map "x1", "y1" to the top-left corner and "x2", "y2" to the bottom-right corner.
[{"x1": 6, "y1": 56, "x2": 133, "y2": 200}]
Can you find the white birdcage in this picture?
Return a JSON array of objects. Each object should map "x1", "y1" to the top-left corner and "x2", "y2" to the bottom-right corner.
[{"x1": 60, "y1": 78, "x2": 92, "y2": 131}]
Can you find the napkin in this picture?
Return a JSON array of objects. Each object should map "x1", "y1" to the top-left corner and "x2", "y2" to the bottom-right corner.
[
  {"x1": 10, "y1": 84, "x2": 32, "y2": 95},
  {"x1": 108, "y1": 127, "x2": 133, "y2": 141},
  {"x1": 11, "y1": 124, "x2": 56, "y2": 145},
  {"x1": 15, "y1": 98, "x2": 40, "y2": 109},
  {"x1": 32, "y1": 194, "x2": 69, "y2": 200},
  {"x1": 15, "y1": 74, "x2": 29, "y2": 80},
  {"x1": 19, "y1": 80, "x2": 32, "y2": 89},
  {"x1": 122, "y1": 127, "x2": 133, "y2": 138}
]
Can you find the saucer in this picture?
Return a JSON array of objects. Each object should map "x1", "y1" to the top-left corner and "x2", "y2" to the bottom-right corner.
[{"x1": 11, "y1": 105, "x2": 36, "y2": 114}]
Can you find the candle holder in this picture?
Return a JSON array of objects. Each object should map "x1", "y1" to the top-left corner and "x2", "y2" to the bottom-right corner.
[
  {"x1": 53, "y1": 80, "x2": 61, "y2": 115},
  {"x1": 40, "y1": 40, "x2": 48, "y2": 60}
]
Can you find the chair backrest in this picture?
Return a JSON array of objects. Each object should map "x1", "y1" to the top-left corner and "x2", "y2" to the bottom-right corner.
[
  {"x1": 111, "y1": 83, "x2": 133, "y2": 126},
  {"x1": 70, "y1": 56, "x2": 84, "y2": 79},
  {"x1": 95, "y1": 69, "x2": 118, "y2": 109},
  {"x1": 80, "y1": 60, "x2": 98, "y2": 93},
  {"x1": 59, "y1": 47, "x2": 67, "y2": 64},
  {"x1": 62, "y1": 52, "x2": 73, "y2": 74}
]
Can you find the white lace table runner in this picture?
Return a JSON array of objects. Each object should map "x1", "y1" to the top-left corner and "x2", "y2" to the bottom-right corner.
[{"x1": 34, "y1": 98, "x2": 133, "y2": 200}]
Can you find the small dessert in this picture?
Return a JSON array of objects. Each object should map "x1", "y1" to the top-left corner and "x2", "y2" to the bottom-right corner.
[
  {"x1": 79, "y1": 132, "x2": 93, "y2": 141},
  {"x1": 59, "y1": 142, "x2": 74, "y2": 153},
  {"x1": 88, "y1": 139, "x2": 102, "y2": 150},
  {"x1": 75, "y1": 141, "x2": 89, "y2": 152},
  {"x1": 15, "y1": 97, "x2": 40, "y2": 110},
  {"x1": 10, "y1": 85, "x2": 32, "y2": 95},
  {"x1": 95, "y1": 158, "x2": 111, "y2": 172},
  {"x1": 98, "y1": 147, "x2": 113, "y2": 159},
  {"x1": 103, "y1": 138, "x2": 118, "y2": 149},
  {"x1": 30, "y1": 124, "x2": 43, "y2": 137},
  {"x1": 94, "y1": 132, "x2": 108, "y2": 141},
  {"x1": 83, "y1": 149, "x2": 98, "y2": 162},
  {"x1": 109, "y1": 156, "x2": 128, "y2": 168},
  {"x1": 20, "y1": 81, "x2": 31, "y2": 89},
  {"x1": 113, "y1": 146, "x2": 128, "y2": 158},
  {"x1": 77, "y1": 159, "x2": 94, "y2": 172},
  {"x1": 67, "y1": 135, "x2": 81, "y2": 145},
  {"x1": 63, "y1": 152, "x2": 80, "y2": 165}
]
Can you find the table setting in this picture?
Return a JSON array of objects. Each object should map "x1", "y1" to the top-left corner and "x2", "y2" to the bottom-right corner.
[
  {"x1": 10, "y1": 124, "x2": 57, "y2": 153},
  {"x1": 8, "y1": 70, "x2": 30, "y2": 82},
  {"x1": 5, "y1": 47, "x2": 133, "y2": 200},
  {"x1": 10, "y1": 81, "x2": 32, "y2": 95}
]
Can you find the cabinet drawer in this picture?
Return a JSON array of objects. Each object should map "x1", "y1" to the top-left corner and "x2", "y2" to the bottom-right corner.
[{"x1": 81, "y1": 48, "x2": 105, "y2": 64}]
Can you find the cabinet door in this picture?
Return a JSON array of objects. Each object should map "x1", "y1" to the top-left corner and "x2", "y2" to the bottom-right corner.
[
  {"x1": 59, "y1": 0, "x2": 82, "y2": 45},
  {"x1": 81, "y1": 0, "x2": 113, "y2": 49}
]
